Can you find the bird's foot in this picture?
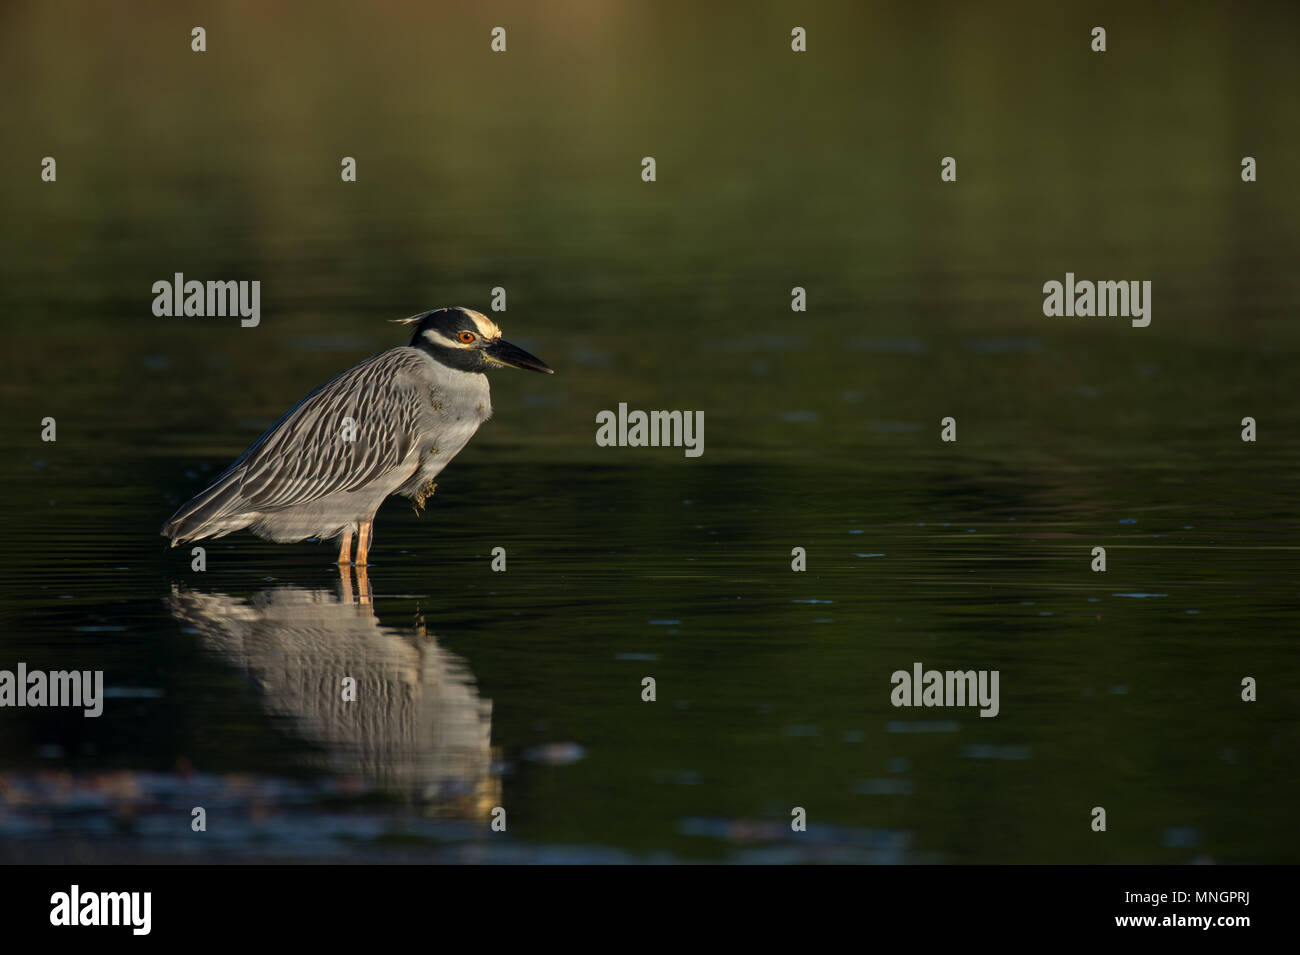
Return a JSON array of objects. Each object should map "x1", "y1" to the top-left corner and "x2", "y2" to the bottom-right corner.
[{"x1": 413, "y1": 480, "x2": 437, "y2": 513}]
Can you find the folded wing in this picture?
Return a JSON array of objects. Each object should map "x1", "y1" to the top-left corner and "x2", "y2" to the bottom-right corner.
[{"x1": 239, "y1": 350, "x2": 426, "y2": 510}]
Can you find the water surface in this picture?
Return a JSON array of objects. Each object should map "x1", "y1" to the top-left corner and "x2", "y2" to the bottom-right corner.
[{"x1": 1, "y1": 0, "x2": 1297, "y2": 863}]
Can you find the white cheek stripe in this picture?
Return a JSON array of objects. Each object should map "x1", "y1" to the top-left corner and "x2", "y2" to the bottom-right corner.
[{"x1": 423, "y1": 329, "x2": 474, "y2": 349}]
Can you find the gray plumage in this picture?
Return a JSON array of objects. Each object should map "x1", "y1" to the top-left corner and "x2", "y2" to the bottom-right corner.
[{"x1": 162, "y1": 307, "x2": 552, "y2": 560}]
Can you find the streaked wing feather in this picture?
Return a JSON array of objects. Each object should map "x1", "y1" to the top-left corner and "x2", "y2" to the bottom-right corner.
[{"x1": 239, "y1": 351, "x2": 424, "y2": 509}]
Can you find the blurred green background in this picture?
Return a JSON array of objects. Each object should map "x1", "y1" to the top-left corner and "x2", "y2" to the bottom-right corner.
[{"x1": 0, "y1": 0, "x2": 1296, "y2": 862}]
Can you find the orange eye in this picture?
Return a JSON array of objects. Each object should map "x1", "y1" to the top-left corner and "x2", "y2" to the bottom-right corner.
[{"x1": 458, "y1": 331, "x2": 476, "y2": 344}]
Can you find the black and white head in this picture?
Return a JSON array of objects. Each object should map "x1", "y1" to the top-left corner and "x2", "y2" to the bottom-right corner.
[{"x1": 401, "y1": 307, "x2": 553, "y2": 375}]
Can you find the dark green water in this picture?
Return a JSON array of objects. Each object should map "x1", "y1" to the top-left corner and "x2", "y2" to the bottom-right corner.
[{"x1": 1, "y1": 1, "x2": 1297, "y2": 862}]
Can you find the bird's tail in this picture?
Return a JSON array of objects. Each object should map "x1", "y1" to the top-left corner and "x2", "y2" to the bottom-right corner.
[{"x1": 160, "y1": 465, "x2": 253, "y2": 545}]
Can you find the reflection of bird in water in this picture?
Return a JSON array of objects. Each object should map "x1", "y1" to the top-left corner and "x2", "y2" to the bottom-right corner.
[{"x1": 166, "y1": 576, "x2": 499, "y2": 818}]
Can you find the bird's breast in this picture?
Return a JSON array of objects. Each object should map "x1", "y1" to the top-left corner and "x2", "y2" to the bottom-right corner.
[
  {"x1": 426, "y1": 376, "x2": 492, "y2": 426},
  {"x1": 416, "y1": 372, "x2": 492, "y2": 471}
]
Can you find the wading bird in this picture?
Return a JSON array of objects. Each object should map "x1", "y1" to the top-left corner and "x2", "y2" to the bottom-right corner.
[{"x1": 161, "y1": 308, "x2": 553, "y2": 564}]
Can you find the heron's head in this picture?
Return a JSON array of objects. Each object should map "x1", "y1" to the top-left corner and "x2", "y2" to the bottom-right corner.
[{"x1": 401, "y1": 307, "x2": 554, "y2": 375}]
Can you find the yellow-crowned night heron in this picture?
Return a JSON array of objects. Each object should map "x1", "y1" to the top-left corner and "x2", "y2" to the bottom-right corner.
[{"x1": 161, "y1": 307, "x2": 553, "y2": 564}]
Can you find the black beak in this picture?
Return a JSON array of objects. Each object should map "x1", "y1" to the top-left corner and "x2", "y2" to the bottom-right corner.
[{"x1": 485, "y1": 338, "x2": 554, "y2": 374}]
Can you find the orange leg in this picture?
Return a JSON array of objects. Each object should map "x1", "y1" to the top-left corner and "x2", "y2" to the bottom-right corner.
[
  {"x1": 356, "y1": 520, "x2": 372, "y2": 566},
  {"x1": 337, "y1": 529, "x2": 353, "y2": 565}
]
